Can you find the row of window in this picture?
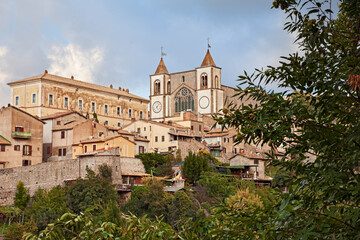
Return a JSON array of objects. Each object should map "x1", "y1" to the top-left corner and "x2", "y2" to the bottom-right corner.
[
  {"x1": 191, "y1": 125, "x2": 202, "y2": 131},
  {"x1": 155, "y1": 136, "x2": 165, "y2": 142},
  {"x1": 0, "y1": 144, "x2": 32, "y2": 156},
  {"x1": 14, "y1": 95, "x2": 143, "y2": 119}
]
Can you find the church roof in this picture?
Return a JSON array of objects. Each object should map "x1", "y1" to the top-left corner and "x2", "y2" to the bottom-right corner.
[
  {"x1": 155, "y1": 58, "x2": 169, "y2": 74},
  {"x1": 201, "y1": 49, "x2": 216, "y2": 67}
]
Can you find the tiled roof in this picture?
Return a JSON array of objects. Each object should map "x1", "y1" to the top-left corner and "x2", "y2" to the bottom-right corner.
[
  {"x1": 134, "y1": 136, "x2": 150, "y2": 142},
  {"x1": 41, "y1": 111, "x2": 86, "y2": 120},
  {"x1": 155, "y1": 58, "x2": 169, "y2": 74},
  {"x1": 3, "y1": 105, "x2": 45, "y2": 124},
  {"x1": 0, "y1": 135, "x2": 11, "y2": 145},
  {"x1": 118, "y1": 129, "x2": 135, "y2": 136},
  {"x1": 201, "y1": 49, "x2": 216, "y2": 67},
  {"x1": 74, "y1": 134, "x2": 136, "y2": 145},
  {"x1": 8, "y1": 72, "x2": 149, "y2": 102},
  {"x1": 52, "y1": 120, "x2": 84, "y2": 131},
  {"x1": 229, "y1": 153, "x2": 266, "y2": 160}
]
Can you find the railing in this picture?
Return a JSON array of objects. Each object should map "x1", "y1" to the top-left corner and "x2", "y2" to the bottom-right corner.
[{"x1": 12, "y1": 131, "x2": 32, "y2": 138}]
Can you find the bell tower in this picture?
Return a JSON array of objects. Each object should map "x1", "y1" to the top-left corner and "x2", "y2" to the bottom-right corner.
[
  {"x1": 150, "y1": 57, "x2": 170, "y2": 120},
  {"x1": 196, "y1": 49, "x2": 224, "y2": 115}
]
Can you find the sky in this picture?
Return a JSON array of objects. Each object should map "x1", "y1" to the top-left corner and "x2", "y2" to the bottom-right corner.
[{"x1": 0, "y1": 0, "x2": 300, "y2": 107}]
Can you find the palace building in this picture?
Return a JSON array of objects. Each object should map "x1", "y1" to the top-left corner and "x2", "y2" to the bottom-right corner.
[{"x1": 8, "y1": 71, "x2": 149, "y2": 128}]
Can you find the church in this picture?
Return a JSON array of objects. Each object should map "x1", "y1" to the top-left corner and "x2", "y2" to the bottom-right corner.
[{"x1": 150, "y1": 49, "x2": 228, "y2": 121}]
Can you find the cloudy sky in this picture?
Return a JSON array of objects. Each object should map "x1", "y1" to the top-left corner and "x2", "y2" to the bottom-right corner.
[{"x1": 0, "y1": 0, "x2": 298, "y2": 107}]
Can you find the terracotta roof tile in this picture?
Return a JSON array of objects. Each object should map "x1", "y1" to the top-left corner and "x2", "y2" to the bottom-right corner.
[
  {"x1": 155, "y1": 58, "x2": 169, "y2": 74},
  {"x1": 201, "y1": 49, "x2": 216, "y2": 67},
  {"x1": 134, "y1": 136, "x2": 150, "y2": 142},
  {"x1": 0, "y1": 135, "x2": 11, "y2": 145},
  {"x1": 41, "y1": 111, "x2": 86, "y2": 120}
]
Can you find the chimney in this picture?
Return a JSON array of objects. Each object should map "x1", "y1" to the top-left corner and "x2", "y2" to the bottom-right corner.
[
  {"x1": 110, "y1": 84, "x2": 113, "y2": 89},
  {"x1": 118, "y1": 86, "x2": 121, "y2": 90},
  {"x1": 71, "y1": 76, "x2": 74, "y2": 80},
  {"x1": 44, "y1": 69, "x2": 48, "y2": 74},
  {"x1": 125, "y1": 89, "x2": 129, "y2": 93}
]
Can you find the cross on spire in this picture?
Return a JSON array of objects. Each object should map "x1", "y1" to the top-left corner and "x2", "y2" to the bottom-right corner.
[{"x1": 161, "y1": 46, "x2": 167, "y2": 58}]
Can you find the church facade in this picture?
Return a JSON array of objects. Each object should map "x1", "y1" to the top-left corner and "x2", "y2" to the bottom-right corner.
[{"x1": 150, "y1": 50, "x2": 224, "y2": 120}]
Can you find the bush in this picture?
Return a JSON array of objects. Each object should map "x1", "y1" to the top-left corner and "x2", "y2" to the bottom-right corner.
[{"x1": 5, "y1": 220, "x2": 37, "y2": 240}]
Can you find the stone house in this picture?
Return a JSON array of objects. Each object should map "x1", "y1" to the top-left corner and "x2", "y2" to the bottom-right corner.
[
  {"x1": 41, "y1": 111, "x2": 87, "y2": 162},
  {"x1": 0, "y1": 105, "x2": 44, "y2": 168},
  {"x1": 229, "y1": 153, "x2": 267, "y2": 180}
]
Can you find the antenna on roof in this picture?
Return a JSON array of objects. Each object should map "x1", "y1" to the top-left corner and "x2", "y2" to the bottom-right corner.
[
  {"x1": 161, "y1": 46, "x2": 167, "y2": 58},
  {"x1": 207, "y1": 37, "x2": 211, "y2": 49}
]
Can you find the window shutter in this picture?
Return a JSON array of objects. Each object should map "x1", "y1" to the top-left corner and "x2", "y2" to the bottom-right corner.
[
  {"x1": 23, "y1": 145, "x2": 25, "y2": 155},
  {"x1": 29, "y1": 146, "x2": 32, "y2": 156}
]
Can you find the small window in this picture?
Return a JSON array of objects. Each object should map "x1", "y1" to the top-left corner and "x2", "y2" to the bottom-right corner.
[
  {"x1": 91, "y1": 102, "x2": 96, "y2": 112},
  {"x1": 32, "y1": 93, "x2": 36, "y2": 104},
  {"x1": 144, "y1": 127, "x2": 146, "y2": 131},
  {"x1": 199, "y1": 125, "x2": 202, "y2": 131},
  {"x1": 93, "y1": 145, "x2": 97, "y2": 151},
  {"x1": 117, "y1": 107, "x2": 121, "y2": 116},
  {"x1": 162, "y1": 136, "x2": 165, "y2": 142},
  {"x1": 78, "y1": 99, "x2": 83, "y2": 111},
  {"x1": 57, "y1": 121, "x2": 61, "y2": 125},
  {"x1": 254, "y1": 159, "x2": 259, "y2": 165},
  {"x1": 117, "y1": 122, "x2": 121, "y2": 127},
  {"x1": 64, "y1": 97, "x2": 69, "y2": 107},
  {"x1": 63, "y1": 148, "x2": 66, "y2": 156},
  {"x1": 140, "y1": 111, "x2": 143, "y2": 119},
  {"x1": 1, "y1": 145, "x2": 5, "y2": 152},
  {"x1": 15, "y1": 96, "x2": 20, "y2": 106},
  {"x1": 129, "y1": 109, "x2": 132, "y2": 118},
  {"x1": 139, "y1": 146, "x2": 145, "y2": 154},
  {"x1": 155, "y1": 136, "x2": 158, "y2": 142},
  {"x1": 49, "y1": 94, "x2": 53, "y2": 105},
  {"x1": 14, "y1": 145, "x2": 20, "y2": 151},
  {"x1": 61, "y1": 131, "x2": 65, "y2": 139},
  {"x1": 191, "y1": 126, "x2": 194, "y2": 130},
  {"x1": 104, "y1": 104, "x2": 108, "y2": 114},
  {"x1": 22, "y1": 160, "x2": 31, "y2": 166},
  {"x1": 84, "y1": 146, "x2": 88, "y2": 153},
  {"x1": 104, "y1": 121, "x2": 108, "y2": 126},
  {"x1": 145, "y1": 136, "x2": 147, "y2": 139},
  {"x1": 15, "y1": 126, "x2": 24, "y2": 132},
  {"x1": 58, "y1": 148, "x2": 62, "y2": 156},
  {"x1": 182, "y1": 76, "x2": 185, "y2": 82},
  {"x1": 23, "y1": 145, "x2": 32, "y2": 156}
]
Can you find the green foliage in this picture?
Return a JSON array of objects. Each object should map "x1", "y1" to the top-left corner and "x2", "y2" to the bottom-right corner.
[
  {"x1": 182, "y1": 151, "x2": 210, "y2": 183},
  {"x1": 25, "y1": 186, "x2": 70, "y2": 230},
  {"x1": 168, "y1": 191, "x2": 199, "y2": 231},
  {"x1": 93, "y1": 112, "x2": 99, "y2": 123},
  {"x1": 123, "y1": 180, "x2": 173, "y2": 221},
  {"x1": 5, "y1": 220, "x2": 37, "y2": 240},
  {"x1": 175, "y1": 149, "x2": 182, "y2": 162},
  {"x1": 136, "y1": 152, "x2": 172, "y2": 176},
  {"x1": 66, "y1": 168, "x2": 118, "y2": 214},
  {"x1": 98, "y1": 163, "x2": 113, "y2": 182},
  {"x1": 213, "y1": 0, "x2": 360, "y2": 238},
  {"x1": 14, "y1": 181, "x2": 30, "y2": 211},
  {"x1": 197, "y1": 172, "x2": 238, "y2": 198}
]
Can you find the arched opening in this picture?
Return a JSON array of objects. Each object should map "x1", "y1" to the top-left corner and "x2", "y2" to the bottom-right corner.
[
  {"x1": 175, "y1": 87, "x2": 194, "y2": 112},
  {"x1": 201, "y1": 73, "x2": 208, "y2": 89},
  {"x1": 167, "y1": 80, "x2": 171, "y2": 94},
  {"x1": 215, "y1": 75, "x2": 219, "y2": 88},
  {"x1": 154, "y1": 80, "x2": 161, "y2": 95}
]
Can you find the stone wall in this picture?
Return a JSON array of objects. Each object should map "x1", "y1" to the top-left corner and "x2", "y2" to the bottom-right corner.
[{"x1": 0, "y1": 149, "x2": 145, "y2": 206}]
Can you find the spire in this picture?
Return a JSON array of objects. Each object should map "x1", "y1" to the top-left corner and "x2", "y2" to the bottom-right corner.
[
  {"x1": 201, "y1": 49, "x2": 216, "y2": 67},
  {"x1": 155, "y1": 57, "x2": 169, "y2": 74}
]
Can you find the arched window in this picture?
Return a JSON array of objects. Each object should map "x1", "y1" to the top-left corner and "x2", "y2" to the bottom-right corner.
[
  {"x1": 215, "y1": 75, "x2": 219, "y2": 88},
  {"x1": 201, "y1": 73, "x2": 208, "y2": 89},
  {"x1": 154, "y1": 80, "x2": 161, "y2": 95},
  {"x1": 167, "y1": 80, "x2": 171, "y2": 94},
  {"x1": 175, "y1": 88, "x2": 194, "y2": 112}
]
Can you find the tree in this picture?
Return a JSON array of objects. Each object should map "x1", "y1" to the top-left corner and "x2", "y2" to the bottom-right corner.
[
  {"x1": 14, "y1": 181, "x2": 30, "y2": 211},
  {"x1": 135, "y1": 152, "x2": 172, "y2": 176},
  {"x1": 182, "y1": 152, "x2": 210, "y2": 183},
  {"x1": 66, "y1": 169, "x2": 118, "y2": 214},
  {"x1": 214, "y1": 0, "x2": 360, "y2": 238}
]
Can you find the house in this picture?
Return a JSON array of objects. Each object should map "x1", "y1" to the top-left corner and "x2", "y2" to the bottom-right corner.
[
  {"x1": 41, "y1": 111, "x2": 87, "y2": 162},
  {"x1": 0, "y1": 105, "x2": 44, "y2": 168},
  {"x1": 228, "y1": 153, "x2": 268, "y2": 180},
  {"x1": 51, "y1": 119, "x2": 112, "y2": 161},
  {"x1": 72, "y1": 135, "x2": 136, "y2": 159}
]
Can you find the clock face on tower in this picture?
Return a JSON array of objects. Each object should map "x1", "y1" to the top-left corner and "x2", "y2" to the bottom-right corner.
[{"x1": 152, "y1": 101, "x2": 162, "y2": 113}]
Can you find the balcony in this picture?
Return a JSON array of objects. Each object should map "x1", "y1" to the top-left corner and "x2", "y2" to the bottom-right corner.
[{"x1": 12, "y1": 131, "x2": 32, "y2": 138}]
